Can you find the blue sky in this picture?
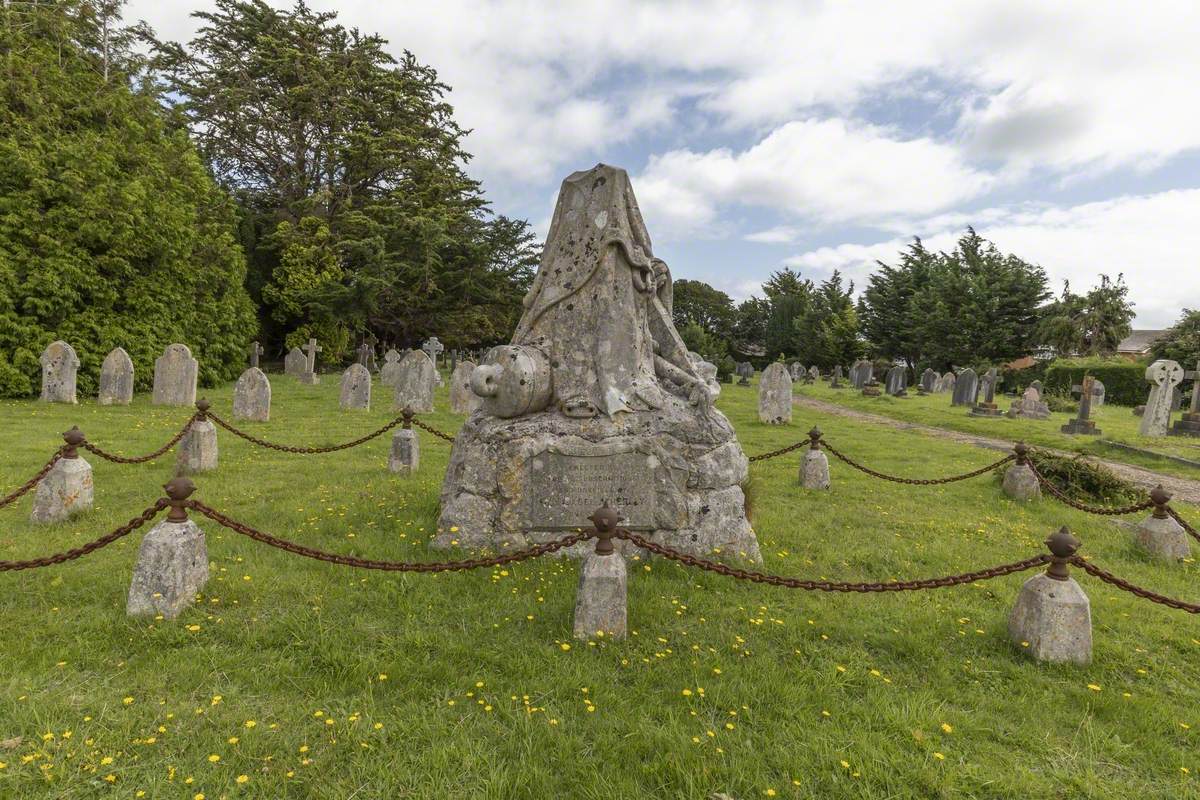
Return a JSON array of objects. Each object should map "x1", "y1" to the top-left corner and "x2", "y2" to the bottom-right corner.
[{"x1": 131, "y1": 0, "x2": 1200, "y2": 327}]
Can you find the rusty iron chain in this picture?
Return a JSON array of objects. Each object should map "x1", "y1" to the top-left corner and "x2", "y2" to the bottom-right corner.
[
  {"x1": 821, "y1": 441, "x2": 1016, "y2": 485},
  {"x1": 0, "y1": 450, "x2": 65, "y2": 508},
  {"x1": 747, "y1": 438, "x2": 811, "y2": 463},
  {"x1": 0, "y1": 500, "x2": 167, "y2": 572},
  {"x1": 1166, "y1": 507, "x2": 1200, "y2": 543},
  {"x1": 408, "y1": 416, "x2": 458, "y2": 443},
  {"x1": 1027, "y1": 461, "x2": 1155, "y2": 516},
  {"x1": 1070, "y1": 557, "x2": 1200, "y2": 614},
  {"x1": 617, "y1": 529, "x2": 1049, "y2": 591},
  {"x1": 81, "y1": 417, "x2": 197, "y2": 464},
  {"x1": 208, "y1": 411, "x2": 407, "y2": 454},
  {"x1": 189, "y1": 500, "x2": 587, "y2": 571}
]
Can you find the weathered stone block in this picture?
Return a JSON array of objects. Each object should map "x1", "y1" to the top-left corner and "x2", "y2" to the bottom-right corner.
[
  {"x1": 30, "y1": 457, "x2": 93, "y2": 523},
  {"x1": 126, "y1": 519, "x2": 208, "y2": 619},
  {"x1": 757, "y1": 363, "x2": 792, "y2": 424},
  {"x1": 388, "y1": 428, "x2": 419, "y2": 475},
  {"x1": 573, "y1": 552, "x2": 627, "y2": 639},
  {"x1": 232, "y1": 367, "x2": 271, "y2": 421},
  {"x1": 1008, "y1": 573, "x2": 1091, "y2": 665},
  {"x1": 801, "y1": 449, "x2": 830, "y2": 490},
  {"x1": 1134, "y1": 514, "x2": 1191, "y2": 560},
  {"x1": 177, "y1": 419, "x2": 218, "y2": 474},
  {"x1": 1002, "y1": 462, "x2": 1041, "y2": 501}
]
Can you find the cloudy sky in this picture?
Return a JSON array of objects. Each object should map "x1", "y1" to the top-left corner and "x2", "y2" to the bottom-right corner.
[{"x1": 129, "y1": 0, "x2": 1200, "y2": 327}]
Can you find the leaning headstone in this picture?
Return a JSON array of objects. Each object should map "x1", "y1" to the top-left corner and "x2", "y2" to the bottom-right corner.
[
  {"x1": 299, "y1": 338, "x2": 322, "y2": 385},
  {"x1": 1007, "y1": 386, "x2": 1050, "y2": 419},
  {"x1": 126, "y1": 480, "x2": 208, "y2": 620},
  {"x1": 152, "y1": 344, "x2": 198, "y2": 406},
  {"x1": 1138, "y1": 359, "x2": 1184, "y2": 437},
  {"x1": 969, "y1": 368, "x2": 1003, "y2": 417},
  {"x1": 388, "y1": 428, "x2": 419, "y2": 475},
  {"x1": 30, "y1": 429, "x2": 93, "y2": 523},
  {"x1": 339, "y1": 363, "x2": 372, "y2": 411},
  {"x1": 177, "y1": 410, "x2": 218, "y2": 474},
  {"x1": 436, "y1": 164, "x2": 759, "y2": 561},
  {"x1": 380, "y1": 349, "x2": 403, "y2": 387},
  {"x1": 232, "y1": 367, "x2": 271, "y2": 422},
  {"x1": 393, "y1": 350, "x2": 436, "y2": 413},
  {"x1": 758, "y1": 362, "x2": 792, "y2": 424},
  {"x1": 1008, "y1": 529, "x2": 1091, "y2": 665},
  {"x1": 1169, "y1": 360, "x2": 1200, "y2": 437},
  {"x1": 1062, "y1": 375, "x2": 1101, "y2": 435},
  {"x1": 98, "y1": 347, "x2": 134, "y2": 405},
  {"x1": 449, "y1": 361, "x2": 479, "y2": 414},
  {"x1": 284, "y1": 347, "x2": 305, "y2": 377},
  {"x1": 951, "y1": 368, "x2": 978, "y2": 406},
  {"x1": 849, "y1": 360, "x2": 872, "y2": 389},
  {"x1": 885, "y1": 365, "x2": 907, "y2": 397},
  {"x1": 39, "y1": 341, "x2": 80, "y2": 404}
]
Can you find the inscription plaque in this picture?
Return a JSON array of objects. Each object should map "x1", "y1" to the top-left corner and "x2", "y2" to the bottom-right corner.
[{"x1": 527, "y1": 450, "x2": 656, "y2": 530}]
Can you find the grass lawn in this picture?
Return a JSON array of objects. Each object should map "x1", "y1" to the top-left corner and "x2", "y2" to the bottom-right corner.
[
  {"x1": 796, "y1": 380, "x2": 1200, "y2": 481},
  {"x1": 1, "y1": 374, "x2": 1199, "y2": 799}
]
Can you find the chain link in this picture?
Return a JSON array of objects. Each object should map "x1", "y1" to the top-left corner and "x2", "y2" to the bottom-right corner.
[
  {"x1": 1027, "y1": 461, "x2": 1155, "y2": 516},
  {"x1": 0, "y1": 450, "x2": 64, "y2": 508},
  {"x1": 747, "y1": 439, "x2": 811, "y2": 463},
  {"x1": 821, "y1": 441, "x2": 1016, "y2": 485},
  {"x1": 1071, "y1": 557, "x2": 1200, "y2": 614},
  {"x1": 1166, "y1": 507, "x2": 1200, "y2": 543},
  {"x1": 617, "y1": 530, "x2": 1049, "y2": 591},
  {"x1": 208, "y1": 411, "x2": 407, "y2": 454},
  {"x1": 0, "y1": 500, "x2": 167, "y2": 572},
  {"x1": 189, "y1": 500, "x2": 587, "y2": 571},
  {"x1": 81, "y1": 418, "x2": 196, "y2": 464},
  {"x1": 408, "y1": 417, "x2": 458, "y2": 443}
]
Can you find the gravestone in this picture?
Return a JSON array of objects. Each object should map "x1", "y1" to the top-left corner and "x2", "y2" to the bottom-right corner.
[
  {"x1": 951, "y1": 368, "x2": 978, "y2": 407},
  {"x1": 388, "y1": 428, "x2": 419, "y2": 475},
  {"x1": 758, "y1": 362, "x2": 793, "y2": 424},
  {"x1": 735, "y1": 362, "x2": 754, "y2": 386},
  {"x1": 885, "y1": 365, "x2": 907, "y2": 397},
  {"x1": 449, "y1": 360, "x2": 480, "y2": 414},
  {"x1": 247, "y1": 341, "x2": 264, "y2": 369},
  {"x1": 849, "y1": 360, "x2": 872, "y2": 389},
  {"x1": 339, "y1": 363, "x2": 372, "y2": 410},
  {"x1": 39, "y1": 341, "x2": 80, "y2": 404},
  {"x1": 830, "y1": 365, "x2": 844, "y2": 389},
  {"x1": 1008, "y1": 386, "x2": 1050, "y2": 420},
  {"x1": 422, "y1": 337, "x2": 445, "y2": 365},
  {"x1": 1169, "y1": 360, "x2": 1200, "y2": 437},
  {"x1": 284, "y1": 347, "x2": 306, "y2": 377},
  {"x1": 1029, "y1": 379, "x2": 1044, "y2": 395},
  {"x1": 436, "y1": 164, "x2": 759, "y2": 562},
  {"x1": 98, "y1": 347, "x2": 134, "y2": 405},
  {"x1": 789, "y1": 363, "x2": 803, "y2": 381},
  {"x1": 380, "y1": 349, "x2": 403, "y2": 387},
  {"x1": 1139, "y1": 359, "x2": 1184, "y2": 437},
  {"x1": 359, "y1": 342, "x2": 378, "y2": 372},
  {"x1": 969, "y1": 368, "x2": 1003, "y2": 417},
  {"x1": 152, "y1": 343, "x2": 198, "y2": 406},
  {"x1": 393, "y1": 350, "x2": 436, "y2": 413},
  {"x1": 1090, "y1": 379, "x2": 1105, "y2": 407},
  {"x1": 232, "y1": 367, "x2": 271, "y2": 421},
  {"x1": 807, "y1": 365, "x2": 820, "y2": 383},
  {"x1": 299, "y1": 338, "x2": 321, "y2": 385},
  {"x1": 936, "y1": 371, "x2": 956, "y2": 394},
  {"x1": 1061, "y1": 375, "x2": 1101, "y2": 435},
  {"x1": 920, "y1": 368, "x2": 937, "y2": 393}
]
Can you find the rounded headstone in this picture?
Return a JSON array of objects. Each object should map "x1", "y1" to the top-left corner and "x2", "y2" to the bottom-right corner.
[
  {"x1": 758, "y1": 363, "x2": 792, "y2": 424},
  {"x1": 393, "y1": 350, "x2": 436, "y2": 413},
  {"x1": 339, "y1": 363, "x2": 372, "y2": 411},
  {"x1": 152, "y1": 344, "x2": 199, "y2": 407},
  {"x1": 39, "y1": 340, "x2": 80, "y2": 404},
  {"x1": 233, "y1": 367, "x2": 272, "y2": 421},
  {"x1": 98, "y1": 347, "x2": 134, "y2": 405}
]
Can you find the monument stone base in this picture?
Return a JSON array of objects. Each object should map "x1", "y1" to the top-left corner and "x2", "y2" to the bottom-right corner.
[
  {"x1": 435, "y1": 398, "x2": 760, "y2": 562},
  {"x1": 1168, "y1": 412, "x2": 1200, "y2": 437},
  {"x1": 1061, "y1": 419, "x2": 1101, "y2": 435},
  {"x1": 969, "y1": 402, "x2": 1003, "y2": 417}
]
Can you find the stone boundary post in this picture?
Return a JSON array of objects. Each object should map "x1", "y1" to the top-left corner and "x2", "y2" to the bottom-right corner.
[
  {"x1": 389, "y1": 409, "x2": 420, "y2": 475},
  {"x1": 573, "y1": 505, "x2": 628, "y2": 640},
  {"x1": 1002, "y1": 442, "x2": 1040, "y2": 501},
  {"x1": 1134, "y1": 486, "x2": 1190, "y2": 561},
  {"x1": 801, "y1": 427, "x2": 830, "y2": 490},
  {"x1": 127, "y1": 477, "x2": 209, "y2": 620},
  {"x1": 1008, "y1": 527, "x2": 1091, "y2": 664},
  {"x1": 177, "y1": 399, "x2": 218, "y2": 474},
  {"x1": 31, "y1": 427, "x2": 94, "y2": 523}
]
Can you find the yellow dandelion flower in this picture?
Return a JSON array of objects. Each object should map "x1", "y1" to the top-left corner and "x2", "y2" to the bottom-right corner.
[
  {"x1": 941, "y1": 723, "x2": 953, "y2": 734},
  {"x1": 207, "y1": 754, "x2": 220, "y2": 763},
  {"x1": 236, "y1": 775, "x2": 249, "y2": 784},
  {"x1": 1087, "y1": 684, "x2": 1101, "y2": 692},
  {"x1": 933, "y1": 752, "x2": 945, "y2": 761}
]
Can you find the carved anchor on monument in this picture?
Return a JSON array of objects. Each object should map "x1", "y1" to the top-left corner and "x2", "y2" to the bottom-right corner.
[{"x1": 435, "y1": 164, "x2": 760, "y2": 562}]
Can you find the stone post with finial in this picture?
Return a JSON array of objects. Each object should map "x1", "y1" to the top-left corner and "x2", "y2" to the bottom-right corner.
[
  {"x1": 800, "y1": 426, "x2": 830, "y2": 489},
  {"x1": 127, "y1": 477, "x2": 209, "y2": 620},
  {"x1": 177, "y1": 399, "x2": 218, "y2": 474},
  {"x1": 1134, "y1": 485, "x2": 1190, "y2": 560},
  {"x1": 1002, "y1": 441, "x2": 1041, "y2": 501},
  {"x1": 1008, "y1": 527, "x2": 1091, "y2": 664},
  {"x1": 388, "y1": 408, "x2": 420, "y2": 475},
  {"x1": 30, "y1": 426, "x2": 94, "y2": 523},
  {"x1": 573, "y1": 505, "x2": 627, "y2": 640}
]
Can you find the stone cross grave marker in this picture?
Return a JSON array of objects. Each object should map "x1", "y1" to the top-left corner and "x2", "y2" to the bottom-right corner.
[
  {"x1": 969, "y1": 368, "x2": 1003, "y2": 417},
  {"x1": 1062, "y1": 374, "x2": 1101, "y2": 435},
  {"x1": 736, "y1": 362, "x2": 754, "y2": 386},
  {"x1": 422, "y1": 337, "x2": 445, "y2": 365},
  {"x1": 357, "y1": 343, "x2": 372, "y2": 367},
  {"x1": 300, "y1": 338, "x2": 321, "y2": 385},
  {"x1": 1169, "y1": 360, "x2": 1200, "y2": 437},
  {"x1": 1139, "y1": 359, "x2": 1184, "y2": 437},
  {"x1": 248, "y1": 341, "x2": 264, "y2": 369}
]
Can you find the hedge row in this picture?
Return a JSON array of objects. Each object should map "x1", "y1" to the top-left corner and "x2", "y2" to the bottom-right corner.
[{"x1": 1043, "y1": 358, "x2": 1149, "y2": 407}]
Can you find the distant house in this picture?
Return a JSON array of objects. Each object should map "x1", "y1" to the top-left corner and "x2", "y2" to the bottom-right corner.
[{"x1": 1116, "y1": 330, "x2": 1167, "y2": 360}]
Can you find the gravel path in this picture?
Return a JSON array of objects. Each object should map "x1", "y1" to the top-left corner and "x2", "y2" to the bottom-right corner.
[{"x1": 792, "y1": 394, "x2": 1200, "y2": 505}]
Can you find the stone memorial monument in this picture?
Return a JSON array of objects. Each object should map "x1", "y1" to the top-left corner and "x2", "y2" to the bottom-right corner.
[
  {"x1": 1169, "y1": 361, "x2": 1200, "y2": 437},
  {"x1": 39, "y1": 340, "x2": 80, "y2": 404},
  {"x1": 436, "y1": 164, "x2": 760, "y2": 561},
  {"x1": 849, "y1": 360, "x2": 872, "y2": 390},
  {"x1": 935, "y1": 371, "x2": 956, "y2": 393},
  {"x1": 951, "y1": 368, "x2": 978, "y2": 406},
  {"x1": 98, "y1": 347, "x2": 134, "y2": 405},
  {"x1": 393, "y1": 350, "x2": 436, "y2": 413},
  {"x1": 885, "y1": 365, "x2": 907, "y2": 397},
  {"x1": 380, "y1": 349, "x2": 403, "y2": 387},
  {"x1": 1139, "y1": 359, "x2": 1184, "y2": 437},
  {"x1": 340, "y1": 362, "x2": 372, "y2": 410},
  {"x1": 920, "y1": 368, "x2": 937, "y2": 393},
  {"x1": 789, "y1": 363, "x2": 803, "y2": 381},
  {"x1": 758, "y1": 362, "x2": 793, "y2": 424},
  {"x1": 299, "y1": 338, "x2": 321, "y2": 385},
  {"x1": 284, "y1": 346, "x2": 305, "y2": 377},
  {"x1": 232, "y1": 367, "x2": 271, "y2": 422},
  {"x1": 152, "y1": 343, "x2": 198, "y2": 406},
  {"x1": 968, "y1": 368, "x2": 1003, "y2": 417},
  {"x1": 1061, "y1": 375, "x2": 1101, "y2": 435}
]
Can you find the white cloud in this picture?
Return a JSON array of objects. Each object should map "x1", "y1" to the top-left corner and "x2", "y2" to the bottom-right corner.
[
  {"x1": 783, "y1": 190, "x2": 1200, "y2": 328},
  {"x1": 634, "y1": 119, "x2": 993, "y2": 236}
]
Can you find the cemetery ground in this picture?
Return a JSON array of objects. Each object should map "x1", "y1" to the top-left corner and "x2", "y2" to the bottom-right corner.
[
  {"x1": 1, "y1": 378, "x2": 1199, "y2": 799},
  {"x1": 795, "y1": 380, "x2": 1200, "y2": 484}
]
